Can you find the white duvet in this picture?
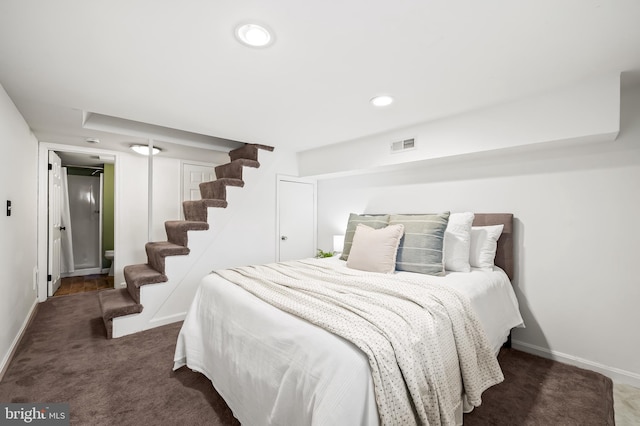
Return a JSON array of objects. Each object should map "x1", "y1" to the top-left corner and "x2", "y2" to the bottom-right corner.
[{"x1": 173, "y1": 258, "x2": 524, "y2": 426}]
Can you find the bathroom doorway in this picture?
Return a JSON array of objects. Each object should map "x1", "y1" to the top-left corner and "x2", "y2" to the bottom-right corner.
[{"x1": 50, "y1": 151, "x2": 115, "y2": 296}]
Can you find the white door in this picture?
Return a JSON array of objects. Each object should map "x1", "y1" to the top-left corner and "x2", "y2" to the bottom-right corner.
[
  {"x1": 48, "y1": 151, "x2": 62, "y2": 296},
  {"x1": 182, "y1": 163, "x2": 216, "y2": 217},
  {"x1": 278, "y1": 178, "x2": 316, "y2": 261}
]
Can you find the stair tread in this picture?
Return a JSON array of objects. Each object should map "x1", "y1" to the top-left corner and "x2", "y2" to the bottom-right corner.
[
  {"x1": 165, "y1": 220, "x2": 210, "y2": 247},
  {"x1": 216, "y1": 159, "x2": 260, "y2": 170},
  {"x1": 203, "y1": 178, "x2": 245, "y2": 187},
  {"x1": 98, "y1": 288, "x2": 143, "y2": 321},
  {"x1": 145, "y1": 242, "x2": 190, "y2": 274},
  {"x1": 182, "y1": 199, "x2": 228, "y2": 222},
  {"x1": 201, "y1": 199, "x2": 228, "y2": 207},
  {"x1": 214, "y1": 159, "x2": 260, "y2": 180},
  {"x1": 146, "y1": 241, "x2": 190, "y2": 255},
  {"x1": 124, "y1": 263, "x2": 168, "y2": 287},
  {"x1": 199, "y1": 179, "x2": 244, "y2": 201},
  {"x1": 165, "y1": 220, "x2": 209, "y2": 229},
  {"x1": 249, "y1": 143, "x2": 275, "y2": 152},
  {"x1": 229, "y1": 143, "x2": 274, "y2": 155},
  {"x1": 230, "y1": 158, "x2": 260, "y2": 167},
  {"x1": 182, "y1": 199, "x2": 227, "y2": 208},
  {"x1": 224, "y1": 178, "x2": 244, "y2": 184},
  {"x1": 229, "y1": 144, "x2": 274, "y2": 161}
]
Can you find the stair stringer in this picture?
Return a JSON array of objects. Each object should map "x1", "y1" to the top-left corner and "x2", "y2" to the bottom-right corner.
[{"x1": 111, "y1": 149, "x2": 276, "y2": 338}]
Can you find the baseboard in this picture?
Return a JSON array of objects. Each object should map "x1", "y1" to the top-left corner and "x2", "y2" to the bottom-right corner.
[
  {"x1": 512, "y1": 339, "x2": 640, "y2": 388},
  {"x1": 149, "y1": 312, "x2": 187, "y2": 328},
  {"x1": 0, "y1": 298, "x2": 39, "y2": 382}
]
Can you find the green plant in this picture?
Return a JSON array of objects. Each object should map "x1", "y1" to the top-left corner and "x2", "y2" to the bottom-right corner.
[{"x1": 316, "y1": 249, "x2": 335, "y2": 258}]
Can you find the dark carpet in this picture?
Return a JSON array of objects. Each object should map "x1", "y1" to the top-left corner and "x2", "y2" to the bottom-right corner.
[
  {"x1": 0, "y1": 292, "x2": 614, "y2": 425},
  {"x1": 465, "y1": 349, "x2": 614, "y2": 425}
]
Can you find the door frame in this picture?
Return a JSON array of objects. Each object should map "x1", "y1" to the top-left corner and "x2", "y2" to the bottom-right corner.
[
  {"x1": 275, "y1": 175, "x2": 317, "y2": 262},
  {"x1": 37, "y1": 142, "x2": 121, "y2": 302}
]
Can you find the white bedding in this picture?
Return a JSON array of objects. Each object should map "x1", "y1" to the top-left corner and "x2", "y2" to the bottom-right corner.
[{"x1": 173, "y1": 257, "x2": 524, "y2": 426}]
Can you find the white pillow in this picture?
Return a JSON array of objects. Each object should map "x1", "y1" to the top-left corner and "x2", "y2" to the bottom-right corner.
[
  {"x1": 346, "y1": 223, "x2": 405, "y2": 274},
  {"x1": 444, "y1": 212, "x2": 475, "y2": 272},
  {"x1": 469, "y1": 224, "x2": 504, "y2": 269}
]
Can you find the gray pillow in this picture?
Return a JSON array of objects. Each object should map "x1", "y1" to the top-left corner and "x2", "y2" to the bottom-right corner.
[
  {"x1": 389, "y1": 212, "x2": 450, "y2": 275},
  {"x1": 339, "y1": 213, "x2": 390, "y2": 260}
]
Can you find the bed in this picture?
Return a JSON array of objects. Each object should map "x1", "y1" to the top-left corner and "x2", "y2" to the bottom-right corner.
[{"x1": 173, "y1": 213, "x2": 524, "y2": 425}]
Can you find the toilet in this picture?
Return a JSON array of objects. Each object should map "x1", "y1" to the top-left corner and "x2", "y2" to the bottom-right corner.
[{"x1": 104, "y1": 250, "x2": 115, "y2": 276}]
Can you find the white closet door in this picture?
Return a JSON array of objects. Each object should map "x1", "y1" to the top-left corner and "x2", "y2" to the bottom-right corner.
[{"x1": 278, "y1": 178, "x2": 316, "y2": 261}]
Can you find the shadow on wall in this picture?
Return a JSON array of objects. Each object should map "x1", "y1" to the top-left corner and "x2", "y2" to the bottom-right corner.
[{"x1": 510, "y1": 217, "x2": 547, "y2": 352}]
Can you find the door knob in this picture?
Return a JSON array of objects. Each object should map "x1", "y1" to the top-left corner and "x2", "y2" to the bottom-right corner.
[
  {"x1": 60, "y1": 226, "x2": 66, "y2": 231},
  {"x1": 281, "y1": 236, "x2": 288, "y2": 241}
]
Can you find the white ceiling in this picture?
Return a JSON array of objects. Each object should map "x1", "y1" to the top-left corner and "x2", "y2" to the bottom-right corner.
[{"x1": 1, "y1": 0, "x2": 639, "y2": 160}]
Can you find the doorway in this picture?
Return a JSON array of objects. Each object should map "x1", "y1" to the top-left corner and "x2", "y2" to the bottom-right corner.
[
  {"x1": 56, "y1": 152, "x2": 114, "y2": 295},
  {"x1": 37, "y1": 144, "x2": 118, "y2": 301}
]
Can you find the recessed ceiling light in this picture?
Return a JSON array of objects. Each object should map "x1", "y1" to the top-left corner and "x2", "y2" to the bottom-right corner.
[
  {"x1": 130, "y1": 144, "x2": 161, "y2": 156},
  {"x1": 235, "y1": 23, "x2": 274, "y2": 48},
  {"x1": 370, "y1": 95, "x2": 394, "y2": 107},
  {"x1": 85, "y1": 137, "x2": 100, "y2": 144}
]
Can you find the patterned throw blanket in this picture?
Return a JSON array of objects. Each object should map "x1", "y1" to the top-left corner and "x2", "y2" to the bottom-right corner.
[{"x1": 215, "y1": 259, "x2": 503, "y2": 426}]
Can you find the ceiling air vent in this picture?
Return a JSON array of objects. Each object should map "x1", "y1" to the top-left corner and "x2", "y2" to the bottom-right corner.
[{"x1": 390, "y1": 138, "x2": 415, "y2": 153}]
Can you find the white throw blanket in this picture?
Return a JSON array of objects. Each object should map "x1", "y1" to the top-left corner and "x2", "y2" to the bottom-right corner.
[{"x1": 215, "y1": 259, "x2": 504, "y2": 426}]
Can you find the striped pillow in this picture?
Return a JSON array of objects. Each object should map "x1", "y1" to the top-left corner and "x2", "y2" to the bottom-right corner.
[
  {"x1": 389, "y1": 212, "x2": 450, "y2": 275},
  {"x1": 339, "y1": 213, "x2": 390, "y2": 260}
]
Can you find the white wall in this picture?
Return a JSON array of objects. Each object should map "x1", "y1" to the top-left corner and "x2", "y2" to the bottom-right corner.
[
  {"x1": 113, "y1": 152, "x2": 149, "y2": 287},
  {"x1": 113, "y1": 153, "x2": 182, "y2": 286},
  {"x1": 300, "y1": 73, "x2": 620, "y2": 177},
  {"x1": 0, "y1": 83, "x2": 38, "y2": 375},
  {"x1": 151, "y1": 157, "x2": 181, "y2": 242},
  {"x1": 202, "y1": 149, "x2": 301, "y2": 268},
  {"x1": 316, "y1": 83, "x2": 640, "y2": 386}
]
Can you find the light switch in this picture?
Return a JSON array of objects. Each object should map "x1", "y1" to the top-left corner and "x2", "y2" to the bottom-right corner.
[{"x1": 6, "y1": 200, "x2": 11, "y2": 216}]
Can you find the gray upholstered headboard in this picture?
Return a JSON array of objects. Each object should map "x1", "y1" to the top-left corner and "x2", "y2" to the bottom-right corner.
[{"x1": 473, "y1": 213, "x2": 514, "y2": 281}]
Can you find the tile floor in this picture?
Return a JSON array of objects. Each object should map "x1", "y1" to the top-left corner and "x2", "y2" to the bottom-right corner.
[
  {"x1": 614, "y1": 382, "x2": 640, "y2": 425},
  {"x1": 53, "y1": 273, "x2": 114, "y2": 296}
]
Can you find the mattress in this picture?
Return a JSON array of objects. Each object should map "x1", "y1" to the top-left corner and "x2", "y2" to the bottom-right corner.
[{"x1": 173, "y1": 257, "x2": 524, "y2": 425}]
